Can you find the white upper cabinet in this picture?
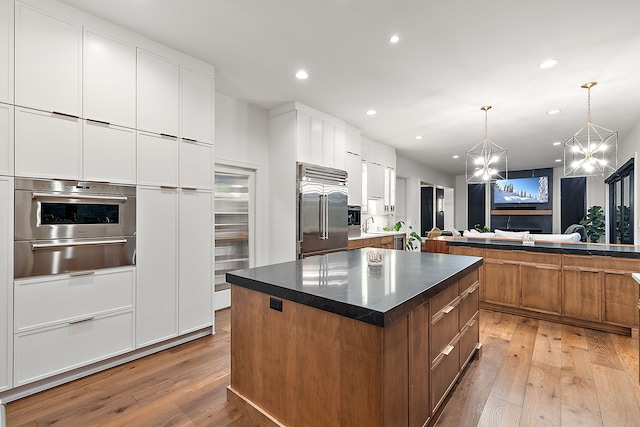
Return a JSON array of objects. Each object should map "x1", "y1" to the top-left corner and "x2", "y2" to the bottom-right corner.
[
  {"x1": 346, "y1": 152, "x2": 362, "y2": 206},
  {"x1": 333, "y1": 125, "x2": 346, "y2": 170},
  {"x1": 309, "y1": 117, "x2": 323, "y2": 166},
  {"x1": 295, "y1": 111, "x2": 311, "y2": 163},
  {"x1": 180, "y1": 67, "x2": 213, "y2": 144},
  {"x1": 83, "y1": 30, "x2": 136, "y2": 128},
  {"x1": 180, "y1": 139, "x2": 213, "y2": 190},
  {"x1": 137, "y1": 131, "x2": 179, "y2": 187},
  {"x1": 137, "y1": 49, "x2": 179, "y2": 136},
  {"x1": 15, "y1": 107, "x2": 81, "y2": 180},
  {"x1": 0, "y1": 104, "x2": 13, "y2": 176},
  {"x1": 15, "y1": 2, "x2": 81, "y2": 116},
  {"x1": 83, "y1": 121, "x2": 136, "y2": 184},
  {"x1": 345, "y1": 126, "x2": 361, "y2": 156},
  {"x1": 0, "y1": 0, "x2": 13, "y2": 103}
]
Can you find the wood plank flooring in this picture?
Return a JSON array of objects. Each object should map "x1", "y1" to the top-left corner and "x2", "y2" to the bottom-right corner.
[{"x1": 5, "y1": 309, "x2": 640, "y2": 426}]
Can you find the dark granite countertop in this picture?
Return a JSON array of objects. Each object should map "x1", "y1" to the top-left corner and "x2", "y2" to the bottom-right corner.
[
  {"x1": 226, "y1": 249, "x2": 482, "y2": 327},
  {"x1": 448, "y1": 237, "x2": 640, "y2": 258}
]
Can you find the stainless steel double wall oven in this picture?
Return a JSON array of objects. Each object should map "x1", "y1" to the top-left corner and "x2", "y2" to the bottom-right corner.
[{"x1": 14, "y1": 178, "x2": 136, "y2": 278}]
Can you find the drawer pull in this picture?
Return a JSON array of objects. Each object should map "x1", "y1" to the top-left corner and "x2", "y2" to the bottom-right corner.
[
  {"x1": 160, "y1": 133, "x2": 178, "y2": 139},
  {"x1": 69, "y1": 270, "x2": 95, "y2": 277},
  {"x1": 468, "y1": 318, "x2": 476, "y2": 327},
  {"x1": 160, "y1": 185, "x2": 178, "y2": 189},
  {"x1": 504, "y1": 261, "x2": 520, "y2": 266},
  {"x1": 637, "y1": 301, "x2": 640, "y2": 310},
  {"x1": 467, "y1": 284, "x2": 478, "y2": 294},
  {"x1": 69, "y1": 316, "x2": 95, "y2": 325},
  {"x1": 605, "y1": 271, "x2": 629, "y2": 276},
  {"x1": 86, "y1": 118, "x2": 111, "y2": 126},
  {"x1": 32, "y1": 239, "x2": 127, "y2": 250},
  {"x1": 443, "y1": 345, "x2": 454, "y2": 356},
  {"x1": 52, "y1": 111, "x2": 79, "y2": 119},
  {"x1": 443, "y1": 305, "x2": 454, "y2": 314},
  {"x1": 181, "y1": 187, "x2": 198, "y2": 191}
]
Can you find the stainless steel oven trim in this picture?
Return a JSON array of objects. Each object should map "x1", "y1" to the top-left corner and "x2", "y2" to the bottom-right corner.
[{"x1": 31, "y1": 238, "x2": 128, "y2": 250}]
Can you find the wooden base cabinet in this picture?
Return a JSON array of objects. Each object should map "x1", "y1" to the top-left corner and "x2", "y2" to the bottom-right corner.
[
  {"x1": 483, "y1": 260, "x2": 519, "y2": 307},
  {"x1": 520, "y1": 264, "x2": 561, "y2": 314}
]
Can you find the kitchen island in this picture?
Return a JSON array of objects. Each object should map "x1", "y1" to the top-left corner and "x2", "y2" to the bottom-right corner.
[{"x1": 226, "y1": 249, "x2": 483, "y2": 426}]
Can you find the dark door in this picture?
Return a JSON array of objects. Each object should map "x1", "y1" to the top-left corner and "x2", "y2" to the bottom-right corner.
[
  {"x1": 560, "y1": 177, "x2": 586, "y2": 233},
  {"x1": 468, "y1": 184, "x2": 485, "y2": 230},
  {"x1": 435, "y1": 188, "x2": 445, "y2": 229},
  {"x1": 421, "y1": 186, "x2": 433, "y2": 236}
]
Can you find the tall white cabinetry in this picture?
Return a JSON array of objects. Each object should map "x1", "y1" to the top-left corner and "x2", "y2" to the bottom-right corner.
[
  {"x1": 345, "y1": 126, "x2": 362, "y2": 206},
  {"x1": 362, "y1": 137, "x2": 396, "y2": 209},
  {"x1": 0, "y1": 177, "x2": 13, "y2": 392},
  {"x1": 137, "y1": 49, "x2": 179, "y2": 136},
  {"x1": 0, "y1": 104, "x2": 13, "y2": 176},
  {"x1": 0, "y1": 0, "x2": 13, "y2": 104}
]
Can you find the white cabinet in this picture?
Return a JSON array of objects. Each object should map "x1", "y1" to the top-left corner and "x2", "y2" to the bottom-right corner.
[
  {"x1": 83, "y1": 30, "x2": 136, "y2": 128},
  {"x1": 0, "y1": 104, "x2": 13, "y2": 176},
  {"x1": 15, "y1": 107, "x2": 81, "y2": 180},
  {"x1": 83, "y1": 120, "x2": 136, "y2": 184},
  {"x1": 179, "y1": 190, "x2": 213, "y2": 333},
  {"x1": 180, "y1": 139, "x2": 213, "y2": 190},
  {"x1": 180, "y1": 67, "x2": 214, "y2": 143},
  {"x1": 295, "y1": 111, "x2": 311, "y2": 163},
  {"x1": 345, "y1": 126, "x2": 361, "y2": 156},
  {"x1": 322, "y1": 122, "x2": 335, "y2": 167},
  {"x1": 294, "y1": 111, "x2": 346, "y2": 170},
  {"x1": 136, "y1": 187, "x2": 178, "y2": 347},
  {"x1": 384, "y1": 167, "x2": 396, "y2": 212},
  {"x1": 309, "y1": 116, "x2": 323, "y2": 165},
  {"x1": 0, "y1": 176, "x2": 12, "y2": 391},
  {"x1": 346, "y1": 152, "x2": 362, "y2": 206},
  {"x1": 368, "y1": 162, "x2": 385, "y2": 199},
  {"x1": 137, "y1": 131, "x2": 179, "y2": 187},
  {"x1": 137, "y1": 49, "x2": 179, "y2": 137},
  {"x1": 13, "y1": 267, "x2": 135, "y2": 387},
  {"x1": 333, "y1": 126, "x2": 346, "y2": 170},
  {"x1": 15, "y1": 2, "x2": 81, "y2": 116},
  {"x1": 0, "y1": 0, "x2": 13, "y2": 103}
]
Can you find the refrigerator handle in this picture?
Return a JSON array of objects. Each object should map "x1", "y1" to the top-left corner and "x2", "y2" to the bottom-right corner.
[
  {"x1": 319, "y1": 194, "x2": 325, "y2": 240},
  {"x1": 324, "y1": 194, "x2": 329, "y2": 239},
  {"x1": 298, "y1": 194, "x2": 303, "y2": 244}
]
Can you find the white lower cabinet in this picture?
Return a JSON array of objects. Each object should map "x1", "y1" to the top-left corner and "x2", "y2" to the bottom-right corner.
[
  {"x1": 14, "y1": 107, "x2": 81, "y2": 180},
  {"x1": 83, "y1": 120, "x2": 136, "y2": 184},
  {"x1": 136, "y1": 186, "x2": 178, "y2": 347},
  {"x1": 12, "y1": 267, "x2": 135, "y2": 387},
  {"x1": 0, "y1": 103, "x2": 13, "y2": 176},
  {"x1": 14, "y1": 311, "x2": 134, "y2": 386},
  {"x1": 1, "y1": 176, "x2": 13, "y2": 392},
  {"x1": 179, "y1": 190, "x2": 213, "y2": 333}
]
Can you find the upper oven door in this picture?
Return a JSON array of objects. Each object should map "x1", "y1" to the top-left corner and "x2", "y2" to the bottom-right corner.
[{"x1": 14, "y1": 179, "x2": 136, "y2": 241}]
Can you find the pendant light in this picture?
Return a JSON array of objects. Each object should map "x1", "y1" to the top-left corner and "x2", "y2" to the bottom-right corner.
[
  {"x1": 564, "y1": 82, "x2": 617, "y2": 176},
  {"x1": 465, "y1": 106, "x2": 508, "y2": 183}
]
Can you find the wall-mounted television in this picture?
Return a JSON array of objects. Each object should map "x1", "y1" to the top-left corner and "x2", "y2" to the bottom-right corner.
[{"x1": 493, "y1": 176, "x2": 549, "y2": 204}]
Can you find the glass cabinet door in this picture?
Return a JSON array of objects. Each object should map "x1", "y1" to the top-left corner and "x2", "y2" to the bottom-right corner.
[{"x1": 607, "y1": 159, "x2": 634, "y2": 244}]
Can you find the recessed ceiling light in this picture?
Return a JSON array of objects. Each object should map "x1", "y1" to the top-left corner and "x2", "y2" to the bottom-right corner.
[
  {"x1": 547, "y1": 109, "x2": 561, "y2": 115},
  {"x1": 415, "y1": 135, "x2": 423, "y2": 140},
  {"x1": 553, "y1": 141, "x2": 562, "y2": 146},
  {"x1": 366, "y1": 109, "x2": 377, "y2": 116},
  {"x1": 295, "y1": 70, "x2": 309, "y2": 80},
  {"x1": 539, "y1": 59, "x2": 559, "y2": 69},
  {"x1": 453, "y1": 155, "x2": 459, "y2": 159},
  {"x1": 555, "y1": 159, "x2": 562, "y2": 162},
  {"x1": 390, "y1": 34, "x2": 400, "y2": 43}
]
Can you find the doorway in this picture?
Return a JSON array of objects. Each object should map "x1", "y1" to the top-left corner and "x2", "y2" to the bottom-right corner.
[{"x1": 606, "y1": 158, "x2": 634, "y2": 244}]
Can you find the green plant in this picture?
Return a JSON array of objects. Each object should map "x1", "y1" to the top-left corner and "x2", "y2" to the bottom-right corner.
[
  {"x1": 474, "y1": 224, "x2": 490, "y2": 233},
  {"x1": 383, "y1": 221, "x2": 404, "y2": 232},
  {"x1": 580, "y1": 205, "x2": 605, "y2": 243},
  {"x1": 406, "y1": 225, "x2": 423, "y2": 251}
]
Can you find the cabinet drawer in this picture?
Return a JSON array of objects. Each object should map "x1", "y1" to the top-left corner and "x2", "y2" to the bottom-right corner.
[
  {"x1": 460, "y1": 282, "x2": 479, "y2": 326},
  {"x1": 430, "y1": 282, "x2": 459, "y2": 315},
  {"x1": 460, "y1": 313, "x2": 479, "y2": 370},
  {"x1": 430, "y1": 303, "x2": 459, "y2": 363},
  {"x1": 485, "y1": 249, "x2": 559, "y2": 266},
  {"x1": 14, "y1": 310, "x2": 134, "y2": 386},
  {"x1": 15, "y1": 267, "x2": 135, "y2": 331},
  {"x1": 563, "y1": 254, "x2": 640, "y2": 272},
  {"x1": 431, "y1": 337, "x2": 460, "y2": 414},
  {"x1": 449, "y1": 246, "x2": 483, "y2": 257}
]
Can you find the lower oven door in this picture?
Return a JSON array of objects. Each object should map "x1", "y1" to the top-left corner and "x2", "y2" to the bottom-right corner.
[{"x1": 14, "y1": 237, "x2": 136, "y2": 279}]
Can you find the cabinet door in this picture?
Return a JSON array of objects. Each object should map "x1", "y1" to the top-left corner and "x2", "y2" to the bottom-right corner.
[
  {"x1": 0, "y1": 104, "x2": 13, "y2": 176},
  {"x1": 368, "y1": 162, "x2": 385, "y2": 199},
  {"x1": 180, "y1": 140, "x2": 213, "y2": 190},
  {"x1": 83, "y1": 30, "x2": 136, "y2": 128},
  {"x1": 562, "y1": 269, "x2": 601, "y2": 322},
  {"x1": 0, "y1": 0, "x2": 13, "y2": 103},
  {"x1": 84, "y1": 121, "x2": 136, "y2": 184},
  {"x1": 346, "y1": 152, "x2": 362, "y2": 206},
  {"x1": 137, "y1": 132, "x2": 178, "y2": 187},
  {"x1": 295, "y1": 111, "x2": 311, "y2": 163},
  {"x1": 520, "y1": 264, "x2": 561, "y2": 314},
  {"x1": 309, "y1": 117, "x2": 323, "y2": 166},
  {"x1": 603, "y1": 272, "x2": 639, "y2": 328},
  {"x1": 15, "y1": 2, "x2": 81, "y2": 116},
  {"x1": 322, "y1": 122, "x2": 335, "y2": 168},
  {"x1": 137, "y1": 49, "x2": 179, "y2": 136},
  {"x1": 333, "y1": 126, "x2": 346, "y2": 170},
  {"x1": 0, "y1": 176, "x2": 12, "y2": 391},
  {"x1": 179, "y1": 190, "x2": 213, "y2": 333},
  {"x1": 15, "y1": 107, "x2": 81, "y2": 180},
  {"x1": 483, "y1": 260, "x2": 519, "y2": 307},
  {"x1": 136, "y1": 187, "x2": 178, "y2": 347},
  {"x1": 180, "y1": 67, "x2": 213, "y2": 143}
]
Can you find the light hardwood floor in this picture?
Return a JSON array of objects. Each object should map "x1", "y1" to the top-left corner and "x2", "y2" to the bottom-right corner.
[{"x1": 5, "y1": 309, "x2": 640, "y2": 426}]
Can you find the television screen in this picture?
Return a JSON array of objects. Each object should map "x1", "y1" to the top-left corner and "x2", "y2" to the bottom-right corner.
[{"x1": 493, "y1": 176, "x2": 549, "y2": 204}]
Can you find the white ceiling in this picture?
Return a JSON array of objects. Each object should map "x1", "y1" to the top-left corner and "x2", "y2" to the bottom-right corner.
[{"x1": 57, "y1": 0, "x2": 640, "y2": 176}]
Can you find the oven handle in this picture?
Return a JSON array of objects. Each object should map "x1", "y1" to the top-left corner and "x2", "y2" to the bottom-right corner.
[
  {"x1": 31, "y1": 239, "x2": 128, "y2": 250},
  {"x1": 32, "y1": 192, "x2": 128, "y2": 202}
]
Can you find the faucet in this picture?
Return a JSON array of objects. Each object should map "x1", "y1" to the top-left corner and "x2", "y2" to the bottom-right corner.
[{"x1": 364, "y1": 216, "x2": 374, "y2": 233}]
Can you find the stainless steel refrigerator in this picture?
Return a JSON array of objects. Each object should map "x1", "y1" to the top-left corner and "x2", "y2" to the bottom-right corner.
[{"x1": 297, "y1": 162, "x2": 348, "y2": 258}]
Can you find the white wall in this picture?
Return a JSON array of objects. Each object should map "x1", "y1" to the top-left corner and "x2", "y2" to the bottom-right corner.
[
  {"x1": 396, "y1": 155, "x2": 456, "y2": 236},
  {"x1": 214, "y1": 92, "x2": 270, "y2": 266}
]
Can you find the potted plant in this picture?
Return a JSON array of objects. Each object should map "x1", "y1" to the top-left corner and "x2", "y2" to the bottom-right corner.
[
  {"x1": 580, "y1": 205, "x2": 605, "y2": 243},
  {"x1": 384, "y1": 221, "x2": 423, "y2": 251}
]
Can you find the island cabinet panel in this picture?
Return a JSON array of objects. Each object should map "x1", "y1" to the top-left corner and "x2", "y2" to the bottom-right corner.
[
  {"x1": 562, "y1": 268, "x2": 601, "y2": 322},
  {"x1": 520, "y1": 264, "x2": 561, "y2": 314},
  {"x1": 449, "y1": 246, "x2": 484, "y2": 299},
  {"x1": 603, "y1": 271, "x2": 639, "y2": 328},
  {"x1": 409, "y1": 303, "x2": 430, "y2": 427},
  {"x1": 348, "y1": 235, "x2": 395, "y2": 250},
  {"x1": 483, "y1": 260, "x2": 519, "y2": 307},
  {"x1": 460, "y1": 312, "x2": 479, "y2": 370}
]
